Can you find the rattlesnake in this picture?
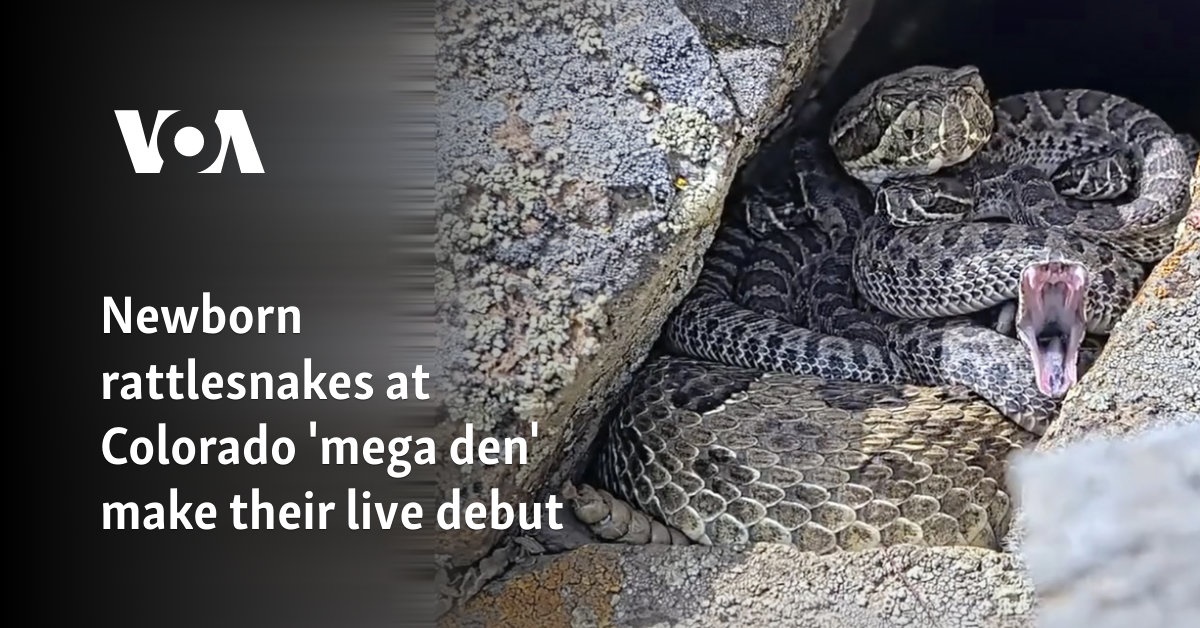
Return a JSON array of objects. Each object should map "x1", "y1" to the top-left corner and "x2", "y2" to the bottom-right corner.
[{"x1": 570, "y1": 66, "x2": 1194, "y2": 551}]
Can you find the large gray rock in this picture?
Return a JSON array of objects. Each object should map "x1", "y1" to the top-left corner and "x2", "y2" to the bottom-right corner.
[
  {"x1": 1011, "y1": 422, "x2": 1200, "y2": 628},
  {"x1": 435, "y1": 0, "x2": 847, "y2": 566}
]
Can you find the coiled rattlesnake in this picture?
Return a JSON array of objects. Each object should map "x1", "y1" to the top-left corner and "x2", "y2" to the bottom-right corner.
[{"x1": 570, "y1": 66, "x2": 1194, "y2": 551}]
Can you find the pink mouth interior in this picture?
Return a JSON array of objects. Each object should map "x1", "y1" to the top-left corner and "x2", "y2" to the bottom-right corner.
[{"x1": 1016, "y1": 262, "x2": 1089, "y2": 397}]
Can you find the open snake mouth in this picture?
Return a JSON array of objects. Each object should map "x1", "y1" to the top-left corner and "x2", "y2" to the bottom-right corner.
[{"x1": 1015, "y1": 261, "x2": 1089, "y2": 397}]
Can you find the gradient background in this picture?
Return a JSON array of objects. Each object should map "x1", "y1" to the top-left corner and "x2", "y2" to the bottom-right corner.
[{"x1": 41, "y1": 4, "x2": 433, "y2": 626}]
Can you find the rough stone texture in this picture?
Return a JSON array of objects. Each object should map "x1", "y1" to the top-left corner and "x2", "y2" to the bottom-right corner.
[
  {"x1": 1011, "y1": 423, "x2": 1200, "y2": 628},
  {"x1": 434, "y1": 0, "x2": 846, "y2": 566},
  {"x1": 444, "y1": 543, "x2": 1034, "y2": 627},
  {"x1": 683, "y1": 0, "x2": 877, "y2": 138},
  {"x1": 1192, "y1": 154, "x2": 1200, "y2": 230},
  {"x1": 676, "y1": 0, "x2": 816, "y2": 45}
]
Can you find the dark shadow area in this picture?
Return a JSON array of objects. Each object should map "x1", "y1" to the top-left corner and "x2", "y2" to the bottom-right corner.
[{"x1": 810, "y1": 0, "x2": 1199, "y2": 136}]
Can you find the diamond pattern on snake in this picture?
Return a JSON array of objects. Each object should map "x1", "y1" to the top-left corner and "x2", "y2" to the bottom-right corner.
[{"x1": 570, "y1": 66, "x2": 1197, "y2": 553}]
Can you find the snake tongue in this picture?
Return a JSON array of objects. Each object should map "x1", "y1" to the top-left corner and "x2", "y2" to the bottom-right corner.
[
  {"x1": 1016, "y1": 262, "x2": 1089, "y2": 398},
  {"x1": 1032, "y1": 326, "x2": 1075, "y2": 396}
]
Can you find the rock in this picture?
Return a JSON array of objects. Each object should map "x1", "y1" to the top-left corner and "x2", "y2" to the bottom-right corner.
[
  {"x1": 1010, "y1": 423, "x2": 1200, "y2": 628},
  {"x1": 435, "y1": 0, "x2": 848, "y2": 567},
  {"x1": 1191, "y1": 154, "x2": 1200, "y2": 229},
  {"x1": 676, "y1": 0, "x2": 871, "y2": 131},
  {"x1": 676, "y1": 0, "x2": 819, "y2": 46},
  {"x1": 1027, "y1": 157, "x2": 1200, "y2": 448},
  {"x1": 442, "y1": 543, "x2": 1035, "y2": 627}
]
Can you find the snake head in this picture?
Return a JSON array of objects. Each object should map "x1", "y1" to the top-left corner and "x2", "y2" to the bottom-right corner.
[
  {"x1": 830, "y1": 65, "x2": 994, "y2": 185},
  {"x1": 1049, "y1": 147, "x2": 1135, "y2": 201},
  {"x1": 1015, "y1": 260, "x2": 1090, "y2": 397},
  {"x1": 874, "y1": 176, "x2": 973, "y2": 226}
]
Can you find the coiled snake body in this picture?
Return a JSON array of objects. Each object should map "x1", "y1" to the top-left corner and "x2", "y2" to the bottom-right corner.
[{"x1": 574, "y1": 67, "x2": 1195, "y2": 551}]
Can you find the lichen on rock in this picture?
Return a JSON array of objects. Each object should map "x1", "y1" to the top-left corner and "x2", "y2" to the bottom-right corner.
[{"x1": 435, "y1": 0, "x2": 828, "y2": 567}]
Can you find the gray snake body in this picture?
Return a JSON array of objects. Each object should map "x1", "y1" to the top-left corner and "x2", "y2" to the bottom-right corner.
[{"x1": 578, "y1": 66, "x2": 1195, "y2": 551}]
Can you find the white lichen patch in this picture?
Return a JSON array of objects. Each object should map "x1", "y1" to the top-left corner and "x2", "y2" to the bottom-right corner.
[
  {"x1": 622, "y1": 62, "x2": 651, "y2": 95},
  {"x1": 436, "y1": 113, "x2": 617, "y2": 432},
  {"x1": 437, "y1": 0, "x2": 615, "y2": 79},
  {"x1": 440, "y1": 155, "x2": 571, "y2": 255},
  {"x1": 573, "y1": 18, "x2": 607, "y2": 55},
  {"x1": 649, "y1": 103, "x2": 721, "y2": 164}
]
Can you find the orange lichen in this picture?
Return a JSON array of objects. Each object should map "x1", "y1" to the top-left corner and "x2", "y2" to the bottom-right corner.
[
  {"x1": 443, "y1": 546, "x2": 622, "y2": 627},
  {"x1": 1158, "y1": 253, "x2": 1181, "y2": 277},
  {"x1": 1133, "y1": 234, "x2": 1197, "y2": 304}
]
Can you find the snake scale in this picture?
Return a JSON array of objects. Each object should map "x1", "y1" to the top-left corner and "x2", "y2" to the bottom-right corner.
[{"x1": 569, "y1": 66, "x2": 1196, "y2": 552}]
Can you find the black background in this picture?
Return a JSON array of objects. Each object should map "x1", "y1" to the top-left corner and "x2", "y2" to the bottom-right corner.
[{"x1": 818, "y1": 0, "x2": 1200, "y2": 136}]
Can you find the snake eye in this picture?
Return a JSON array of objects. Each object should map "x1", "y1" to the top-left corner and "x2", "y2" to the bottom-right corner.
[
  {"x1": 876, "y1": 95, "x2": 905, "y2": 118},
  {"x1": 903, "y1": 128, "x2": 918, "y2": 141}
]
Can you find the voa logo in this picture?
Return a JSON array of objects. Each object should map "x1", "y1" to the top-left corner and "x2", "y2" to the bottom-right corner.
[{"x1": 114, "y1": 110, "x2": 265, "y2": 173}]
